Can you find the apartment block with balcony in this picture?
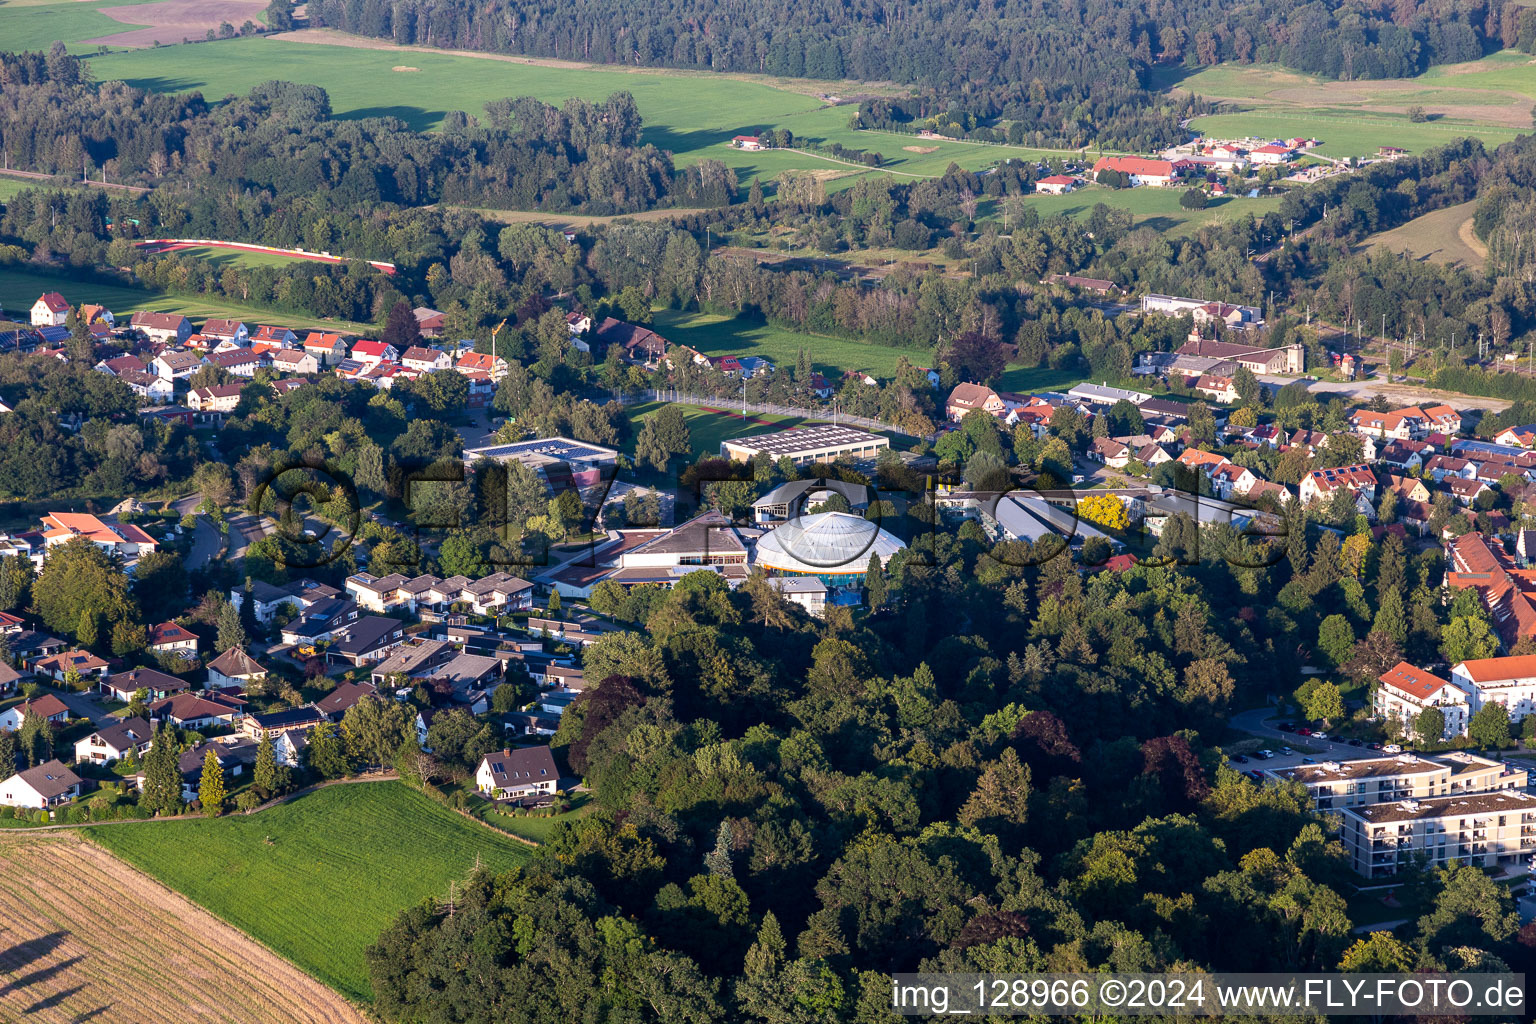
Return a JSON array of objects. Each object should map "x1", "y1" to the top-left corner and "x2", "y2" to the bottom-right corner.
[
  {"x1": 1342, "y1": 790, "x2": 1536, "y2": 878},
  {"x1": 1269, "y1": 751, "x2": 1526, "y2": 812}
]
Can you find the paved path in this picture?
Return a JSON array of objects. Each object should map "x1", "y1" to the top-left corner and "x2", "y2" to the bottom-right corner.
[{"x1": 42, "y1": 686, "x2": 119, "y2": 728}]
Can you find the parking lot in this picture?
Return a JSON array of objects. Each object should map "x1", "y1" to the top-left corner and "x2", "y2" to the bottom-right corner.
[{"x1": 1229, "y1": 707, "x2": 1389, "y2": 776}]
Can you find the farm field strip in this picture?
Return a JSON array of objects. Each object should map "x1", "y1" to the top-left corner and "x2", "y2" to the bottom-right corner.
[{"x1": 0, "y1": 831, "x2": 367, "y2": 1024}]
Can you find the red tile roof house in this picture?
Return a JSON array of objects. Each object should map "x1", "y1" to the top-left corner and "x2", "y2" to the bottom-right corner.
[
  {"x1": 401, "y1": 346, "x2": 452, "y2": 372},
  {"x1": 147, "y1": 621, "x2": 199, "y2": 658},
  {"x1": 413, "y1": 307, "x2": 446, "y2": 336},
  {"x1": 99, "y1": 666, "x2": 191, "y2": 702},
  {"x1": 1091, "y1": 156, "x2": 1190, "y2": 187},
  {"x1": 945, "y1": 382, "x2": 1006, "y2": 422},
  {"x1": 200, "y1": 318, "x2": 248, "y2": 344},
  {"x1": 1374, "y1": 662, "x2": 1468, "y2": 739},
  {"x1": 302, "y1": 331, "x2": 349, "y2": 365},
  {"x1": 1034, "y1": 174, "x2": 1078, "y2": 195},
  {"x1": 456, "y1": 350, "x2": 508, "y2": 382},
  {"x1": 30, "y1": 292, "x2": 70, "y2": 327},
  {"x1": 251, "y1": 325, "x2": 299, "y2": 346},
  {"x1": 1445, "y1": 531, "x2": 1536, "y2": 647},
  {"x1": 187, "y1": 383, "x2": 246, "y2": 414},
  {"x1": 1298, "y1": 463, "x2": 1378, "y2": 506},
  {"x1": 149, "y1": 691, "x2": 247, "y2": 729},
  {"x1": 349, "y1": 340, "x2": 399, "y2": 367},
  {"x1": 0, "y1": 759, "x2": 83, "y2": 809}
]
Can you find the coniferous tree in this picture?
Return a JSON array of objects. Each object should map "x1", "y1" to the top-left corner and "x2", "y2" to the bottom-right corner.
[
  {"x1": 0, "y1": 731, "x2": 16, "y2": 781},
  {"x1": 17, "y1": 711, "x2": 49, "y2": 767},
  {"x1": 865, "y1": 553, "x2": 887, "y2": 609},
  {"x1": 140, "y1": 724, "x2": 184, "y2": 816},
  {"x1": 253, "y1": 734, "x2": 278, "y2": 796},
  {"x1": 216, "y1": 600, "x2": 247, "y2": 652},
  {"x1": 198, "y1": 749, "x2": 226, "y2": 816}
]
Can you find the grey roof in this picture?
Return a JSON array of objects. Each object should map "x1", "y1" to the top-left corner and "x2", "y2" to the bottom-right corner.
[
  {"x1": 754, "y1": 478, "x2": 871, "y2": 510},
  {"x1": 331, "y1": 616, "x2": 403, "y2": 656},
  {"x1": 249, "y1": 705, "x2": 326, "y2": 730},
  {"x1": 88, "y1": 717, "x2": 153, "y2": 752},
  {"x1": 428, "y1": 653, "x2": 501, "y2": 688},
  {"x1": 987, "y1": 494, "x2": 1114, "y2": 546},
  {"x1": 481, "y1": 746, "x2": 558, "y2": 790},
  {"x1": 14, "y1": 760, "x2": 81, "y2": 799},
  {"x1": 625, "y1": 511, "x2": 746, "y2": 558}
]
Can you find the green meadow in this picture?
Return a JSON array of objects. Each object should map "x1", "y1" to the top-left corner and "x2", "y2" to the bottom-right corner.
[
  {"x1": 651, "y1": 308, "x2": 925, "y2": 379},
  {"x1": 0, "y1": 266, "x2": 377, "y2": 332},
  {"x1": 90, "y1": 782, "x2": 534, "y2": 1002},
  {"x1": 0, "y1": 0, "x2": 153, "y2": 52}
]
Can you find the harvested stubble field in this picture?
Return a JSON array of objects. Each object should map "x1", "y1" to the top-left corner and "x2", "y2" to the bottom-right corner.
[{"x1": 0, "y1": 831, "x2": 367, "y2": 1024}]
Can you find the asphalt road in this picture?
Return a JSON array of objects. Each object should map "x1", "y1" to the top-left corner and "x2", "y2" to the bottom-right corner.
[
  {"x1": 1229, "y1": 706, "x2": 1378, "y2": 771},
  {"x1": 45, "y1": 685, "x2": 119, "y2": 727},
  {"x1": 171, "y1": 494, "x2": 224, "y2": 570}
]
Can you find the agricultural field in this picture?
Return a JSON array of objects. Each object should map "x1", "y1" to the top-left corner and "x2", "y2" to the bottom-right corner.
[
  {"x1": 1361, "y1": 199, "x2": 1488, "y2": 269},
  {"x1": 1169, "y1": 54, "x2": 1535, "y2": 157},
  {"x1": 990, "y1": 182, "x2": 1289, "y2": 236},
  {"x1": 82, "y1": 33, "x2": 1097, "y2": 188},
  {"x1": 627, "y1": 400, "x2": 817, "y2": 459},
  {"x1": 138, "y1": 242, "x2": 321, "y2": 270},
  {"x1": 89, "y1": 781, "x2": 535, "y2": 1002},
  {"x1": 651, "y1": 308, "x2": 926, "y2": 379},
  {"x1": 0, "y1": 267, "x2": 377, "y2": 333},
  {"x1": 0, "y1": 830, "x2": 368, "y2": 1024}
]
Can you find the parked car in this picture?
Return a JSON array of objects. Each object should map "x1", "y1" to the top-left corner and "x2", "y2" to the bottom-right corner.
[
  {"x1": 1276, "y1": 723, "x2": 1295, "y2": 732},
  {"x1": 1256, "y1": 749, "x2": 1274, "y2": 760},
  {"x1": 1369, "y1": 742, "x2": 1383, "y2": 750},
  {"x1": 1296, "y1": 727, "x2": 1312, "y2": 737},
  {"x1": 1347, "y1": 738, "x2": 1363, "y2": 746},
  {"x1": 1281, "y1": 746, "x2": 1295, "y2": 756},
  {"x1": 1302, "y1": 757, "x2": 1316, "y2": 765},
  {"x1": 1383, "y1": 744, "x2": 1403, "y2": 754},
  {"x1": 1233, "y1": 754, "x2": 1249, "y2": 764},
  {"x1": 1312, "y1": 731, "x2": 1328, "y2": 740}
]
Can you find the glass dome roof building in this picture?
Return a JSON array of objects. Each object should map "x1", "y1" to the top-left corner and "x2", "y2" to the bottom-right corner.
[{"x1": 753, "y1": 512, "x2": 906, "y2": 588}]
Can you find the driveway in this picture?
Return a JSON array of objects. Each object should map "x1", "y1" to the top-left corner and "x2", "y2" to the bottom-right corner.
[
  {"x1": 44, "y1": 685, "x2": 120, "y2": 727},
  {"x1": 171, "y1": 494, "x2": 225, "y2": 570}
]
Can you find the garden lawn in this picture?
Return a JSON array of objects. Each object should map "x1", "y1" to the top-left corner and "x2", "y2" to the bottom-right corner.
[
  {"x1": 89, "y1": 781, "x2": 534, "y2": 1002},
  {"x1": 0, "y1": 267, "x2": 377, "y2": 332},
  {"x1": 651, "y1": 308, "x2": 925, "y2": 379}
]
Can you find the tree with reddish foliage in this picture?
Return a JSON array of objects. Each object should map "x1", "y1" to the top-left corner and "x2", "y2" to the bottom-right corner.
[
  {"x1": 1141, "y1": 734, "x2": 1210, "y2": 810},
  {"x1": 1011, "y1": 710, "x2": 1081, "y2": 780},
  {"x1": 945, "y1": 332, "x2": 1006, "y2": 385},
  {"x1": 380, "y1": 300, "x2": 423, "y2": 351},
  {"x1": 951, "y1": 910, "x2": 1031, "y2": 949},
  {"x1": 566, "y1": 676, "x2": 647, "y2": 774}
]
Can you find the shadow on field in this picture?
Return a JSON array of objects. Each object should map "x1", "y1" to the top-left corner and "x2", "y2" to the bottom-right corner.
[
  {"x1": 21, "y1": 982, "x2": 84, "y2": 1014},
  {"x1": 342, "y1": 105, "x2": 444, "y2": 131},
  {"x1": 0, "y1": 955, "x2": 84, "y2": 996},
  {"x1": 0, "y1": 932, "x2": 66, "y2": 973}
]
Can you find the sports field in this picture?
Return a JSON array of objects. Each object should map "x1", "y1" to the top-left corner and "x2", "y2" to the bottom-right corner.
[
  {"x1": 651, "y1": 308, "x2": 925, "y2": 379},
  {"x1": 90, "y1": 782, "x2": 535, "y2": 1002},
  {"x1": 1171, "y1": 54, "x2": 1535, "y2": 157},
  {"x1": 0, "y1": 267, "x2": 377, "y2": 333},
  {"x1": 627, "y1": 400, "x2": 817, "y2": 458},
  {"x1": 1361, "y1": 199, "x2": 1488, "y2": 269},
  {"x1": 0, "y1": 831, "x2": 367, "y2": 1024}
]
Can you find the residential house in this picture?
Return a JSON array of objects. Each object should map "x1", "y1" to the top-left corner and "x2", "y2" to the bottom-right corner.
[
  {"x1": 74, "y1": 717, "x2": 154, "y2": 765},
  {"x1": 456, "y1": 351, "x2": 508, "y2": 382},
  {"x1": 0, "y1": 663, "x2": 19, "y2": 696},
  {"x1": 1450, "y1": 655, "x2": 1536, "y2": 726},
  {"x1": 29, "y1": 293, "x2": 69, "y2": 328},
  {"x1": 302, "y1": 332, "x2": 348, "y2": 365},
  {"x1": 1299, "y1": 464, "x2": 1378, "y2": 506},
  {"x1": 200, "y1": 319, "x2": 248, "y2": 345},
  {"x1": 271, "y1": 729, "x2": 310, "y2": 768},
  {"x1": 1091, "y1": 156, "x2": 1188, "y2": 187},
  {"x1": 1194, "y1": 374, "x2": 1239, "y2": 404},
  {"x1": 475, "y1": 746, "x2": 560, "y2": 802},
  {"x1": 147, "y1": 621, "x2": 199, "y2": 659},
  {"x1": 152, "y1": 349, "x2": 202, "y2": 380},
  {"x1": 327, "y1": 616, "x2": 406, "y2": 667},
  {"x1": 271, "y1": 349, "x2": 320, "y2": 375},
  {"x1": 0, "y1": 695, "x2": 68, "y2": 730},
  {"x1": 1249, "y1": 144, "x2": 1296, "y2": 164},
  {"x1": 1384, "y1": 475, "x2": 1430, "y2": 505},
  {"x1": 945, "y1": 383, "x2": 1005, "y2": 422},
  {"x1": 565, "y1": 311, "x2": 593, "y2": 335},
  {"x1": 732, "y1": 134, "x2": 763, "y2": 150},
  {"x1": 1375, "y1": 662, "x2": 1470, "y2": 738},
  {"x1": 149, "y1": 691, "x2": 245, "y2": 729},
  {"x1": 1426, "y1": 454, "x2": 1475, "y2": 483},
  {"x1": 77, "y1": 304, "x2": 113, "y2": 327},
  {"x1": 1378, "y1": 441, "x2": 1427, "y2": 473},
  {"x1": 242, "y1": 705, "x2": 327, "y2": 740},
  {"x1": 349, "y1": 340, "x2": 398, "y2": 368},
  {"x1": 0, "y1": 760, "x2": 82, "y2": 808},
  {"x1": 401, "y1": 346, "x2": 452, "y2": 372},
  {"x1": 1444, "y1": 532, "x2": 1536, "y2": 647},
  {"x1": 316, "y1": 681, "x2": 378, "y2": 721},
  {"x1": 132, "y1": 312, "x2": 192, "y2": 346},
  {"x1": 251, "y1": 325, "x2": 298, "y2": 347},
  {"x1": 1445, "y1": 477, "x2": 1492, "y2": 506},
  {"x1": 1209, "y1": 461, "x2": 1258, "y2": 500},
  {"x1": 31, "y1": 649, "x2": 108, "y2": 682},
  {"x1": 370, "y1": 638, "x2": 454, "y2": 686},
  {"x1": 99, "y1": 666, "x2": 189, "y2": 702},
  {"x1": 591, "y1": 317, "x2": 667, "y2": 364},
  {"x1": 204, "y1": 348, "x2": 264, "y2": 377},
  {"x1": 206, "y1": 646, "x2": 268, "y2": 689},
  {"x1": 413, "y1": 308, "x2": 446, "y2": 337},
  {"x1": 187, "y1": 383, "x2": 245, "y2": 414},
  {"x1": 1034, "y1": 174, "x2": 1078, "y2": 194},
  {"x1": 119, "y1": 370, "x2": 174, "y2": 402},
  {"x1": 97, "y1": 354, "x2": 147, "y2": 377},
  {"x1": 1091, "y1": 437, "x2": 1132, "y2": 469}
]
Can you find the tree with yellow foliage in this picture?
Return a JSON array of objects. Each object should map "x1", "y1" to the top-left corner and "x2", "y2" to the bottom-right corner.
[{"x1": 1078, "y1": 494, "x2": 1129, "y2": 531}]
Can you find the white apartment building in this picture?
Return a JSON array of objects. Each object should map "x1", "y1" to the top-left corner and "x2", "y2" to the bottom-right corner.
[
  {"x1": 1270, "y1": 751, "x2": 1524, "y2": 813},
  {"x1": 1451, "y1": 655, "x2": 1536, "y2": 724},
  {"x1": 1375, "y1": 661, "x2": 1471, "y2": 739},
  {"x1": 1342, "y1": 790, "x2": 1536, "y2": 878}
]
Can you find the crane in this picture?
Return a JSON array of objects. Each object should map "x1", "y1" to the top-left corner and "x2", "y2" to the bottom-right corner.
[{"x1": 490, "y1": 318, "x2": 508, "y2": 351}]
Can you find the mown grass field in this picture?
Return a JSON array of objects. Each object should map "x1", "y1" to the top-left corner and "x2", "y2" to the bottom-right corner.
[
  {"x1": 0, "y1": 266, "x2": 377, "y2": 332},
  {"x1": 651, "y1": 308, "x2": 925, "y2": 379},
  {"x1": 0, "y1": 831, "x2": 369, "y2": 1024},
  {"x1": 1171, "y1": 54, "x2": 1534, "y2": 157},
  {"x1": 89, "y1": 782, "x2": 535, "y2": 1002},
  {"x1": 153, "y1": 243, "x2": 319, "y2": 270},
  {"x1": 1361, "y1": 198, "x2": 1488, "y2": 269},
  {"x1": 627, "y1": 400, "x2": 818, "y2": 458},
  {"x1": 990, "y1": 182, "x2": 1289, "y2": 235}
]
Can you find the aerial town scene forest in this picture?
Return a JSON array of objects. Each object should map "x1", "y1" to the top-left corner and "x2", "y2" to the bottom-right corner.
[{"x1": 0, "y1": 0, "x2": 1535, "y2": 1019}]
